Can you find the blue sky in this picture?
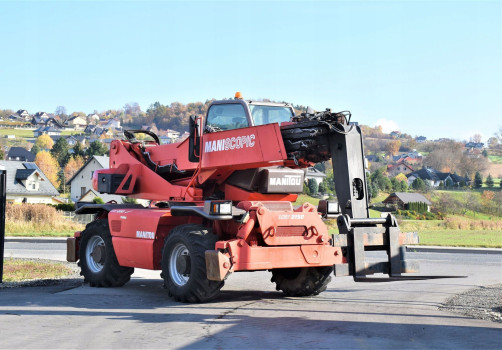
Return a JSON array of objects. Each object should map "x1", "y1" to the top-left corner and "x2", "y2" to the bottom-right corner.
[{"x1": 1, "y1": 0, "x2": 501, "y2": 141}]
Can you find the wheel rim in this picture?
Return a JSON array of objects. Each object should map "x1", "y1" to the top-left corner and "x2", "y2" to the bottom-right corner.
[
  {"x1": 86, "y1": 235, "x2": 105, "y2": 273},
  {"x1": 169, "y1": 243, "x2": 190, "y2": 287}
]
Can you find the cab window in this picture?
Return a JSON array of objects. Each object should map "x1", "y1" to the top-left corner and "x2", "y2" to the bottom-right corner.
[
  {"x1": 206, "y1": 103, "x2": 248, "y2": 131},
  {"x1": 250, "y1": 105, "x2": 293, "y2": 126}
]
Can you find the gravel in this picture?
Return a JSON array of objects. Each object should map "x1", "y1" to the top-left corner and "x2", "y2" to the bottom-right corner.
[
  {"x1": 0, "y1": 258, "x2": 83, "y2": 289},
  {"x1": 440, "y1": 284, "x2": 502, "y2": 323}
]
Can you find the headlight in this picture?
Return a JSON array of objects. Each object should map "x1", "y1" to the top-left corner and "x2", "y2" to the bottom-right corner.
[{"x1": 206, "y1": 200, "x2": 233, "y2": 215}]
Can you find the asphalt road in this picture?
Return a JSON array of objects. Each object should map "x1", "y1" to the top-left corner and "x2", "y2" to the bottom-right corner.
[{"x1": 1, "y1": 240, "x2": 501, "y2": 349}]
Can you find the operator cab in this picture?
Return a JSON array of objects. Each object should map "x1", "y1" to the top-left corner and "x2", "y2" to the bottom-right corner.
[{"x1": 204, "y1": 92, "x2": 295, "y2": 132}]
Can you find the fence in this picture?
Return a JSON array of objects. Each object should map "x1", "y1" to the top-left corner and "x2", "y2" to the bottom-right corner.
[{"x1": 62, "y1": 211, "x2": 94, "y2": 225}]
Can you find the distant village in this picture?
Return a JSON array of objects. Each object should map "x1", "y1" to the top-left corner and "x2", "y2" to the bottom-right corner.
[{"x1": 0, "y1": 107, "x2": 500, "y2": 212}]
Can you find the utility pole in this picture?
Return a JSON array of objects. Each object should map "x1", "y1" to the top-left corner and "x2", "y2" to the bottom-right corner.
[{"x1": 0, "y1": 167, "x2": 6, "y2": 283}]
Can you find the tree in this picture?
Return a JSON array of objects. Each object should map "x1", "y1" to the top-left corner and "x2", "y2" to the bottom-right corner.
[
  {"x1": 72, "y1": 142, "x2": 85, "y2": 158},
  {"x1": 64, "y1": 155, "x2": 85, "y2": 182},
  {"x1": 55, "y1": 106, "x2": 67, "y2": 118},
  {"x1": 474, "y1": 172, "x2": 483, "y2": 188},
  {"x1": 86, "y1": 140, "x2": 108, "y2": 157},
  {"x1": 386, "y1": 140, "x2": 401, "y2": 156},
  {"x1": 400, "y1": 180, "x2": 408, "y2": 192},
  {"x1": 93, "y1": 197, "x2": 105, "y2": 204},
  {"x1": 471, "y1": 133, "x2": 482, "y2": 143},
  {"x1": 318, "y1": 179, "x2": 328, "y2": 194},
  {"x1": 445, "y1": 177, "x2": 453, "y2": 189},
  {"x1": 35, "y1": 134, "x2": 54, "y2": 150},
  {"x1": 487, "y1": 137, "x2": 499, "y2": 149},
  {"x1": 35, "y1": 151, "x2": 60, "y2": 188},
  {"x1": 31, "y1": 144, "x2": 40, "y2": 156},
  {"x1": 412, "y1": 178, "x2": 425, "y2": 192},
  {"x1": 50, "y1": 137, "x2": 70, "y2": 167},
  {"x1": 307, "y1": 179, "x2": 318, "y2": 196},
  {"x1": 485, "y1": 174, "x2": 494, "y2": 188},
  {"x1": 122, "y1": 197, "x2": 138, "y2": 204}
]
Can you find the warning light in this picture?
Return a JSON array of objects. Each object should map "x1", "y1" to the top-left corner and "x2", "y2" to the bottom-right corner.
[{"x1": 234, "y1": 91, "x2": 243, "y2": 99}]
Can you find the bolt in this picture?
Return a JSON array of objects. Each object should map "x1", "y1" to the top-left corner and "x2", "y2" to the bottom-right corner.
[
  {"x1": 237, "y1": 240, "x2": 244, "y2": 247},
  {"x1": 313, "y1": 250, "x2": 318, "y2": 258},
  {"x1": 223, "y1": 262, "x2": 230, "y2": 269},
  {"x1": 258, "y1": 208, "x2": 265, "y2": 215},
  {"x1": 318, "y1": 236, "x2": 325, "y2": 243}
]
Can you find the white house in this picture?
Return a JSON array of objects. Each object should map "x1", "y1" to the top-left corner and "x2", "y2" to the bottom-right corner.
[
  {"x1": 66, "y1": 155, "x2": 148, "y2": 206},
  {"x1": 305, "y1": 167, "x2": 326, "y2": 185},
  {"x1": 66, "y1": 115, "x2": 87, "y2": 130},
  {"x1": 0, "y1": 160, "x2": 60, "y2": 204}
]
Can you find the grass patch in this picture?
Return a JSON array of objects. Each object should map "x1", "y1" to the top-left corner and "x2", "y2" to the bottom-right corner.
[
  {"x1": 2, "y1": 258, "x2": 73, "y2": 282},
  {"x1": 0, "y1": 128, "x2": 34, "y2": 137},
  {"x1": 488, "y1": 155, "x2": 502, "y2": 164},
  {"x1": 417, "y1": 230, "x2": 502, "y2": 248},
  {"x1": 293, "y1": 194, "x2": 320, "y2": 206}
]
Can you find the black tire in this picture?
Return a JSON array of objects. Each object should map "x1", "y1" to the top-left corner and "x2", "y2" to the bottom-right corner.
[
  {"x1": 161, "y1": 224, "x2": 224, "y2": 303},
  {"x1": 271, "y1": 266, "x2": 333, "y2": 297},
  {"x1": 79, "y1": 219, "x2": 134, "y2": 287}
]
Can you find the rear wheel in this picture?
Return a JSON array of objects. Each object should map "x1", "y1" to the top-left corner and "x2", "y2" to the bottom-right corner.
[
  {"x1": 271, "y1": 266, "x2": 333, "y2": 297},
  {"x1": 161, "y1": 224, "x2": 224, "y2": 303},
  {"x1": 79, "y1": 219, "x2": 134, "y2": 287}
]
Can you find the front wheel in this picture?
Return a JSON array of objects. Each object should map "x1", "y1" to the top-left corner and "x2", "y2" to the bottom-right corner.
[
  {"x1": 161, "y1": 224, "x2": 224, "y2": 303},
  {"x1": 79, "y1": 219, "x2": 134, "y2": 287},
  {"x1": 271, "y1": 266, "x2": 333, "y2": 297}
]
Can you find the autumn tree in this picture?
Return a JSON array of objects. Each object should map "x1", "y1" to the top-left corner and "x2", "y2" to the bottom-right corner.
[
  {"x1": 386, "y1": 140, "x2": 401, "y2": 156},
  {"x1": 35, "y1": 134, "x2": 54, "y2": 150},
  {"x1": 35, "y1": 151, "x2": 60, "y2": 188},
  {"x1": 64, "y1": 155, "x2": 85, "y2": 183}
]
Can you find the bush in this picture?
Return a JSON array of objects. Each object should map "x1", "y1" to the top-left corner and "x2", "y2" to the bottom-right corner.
[
  {"x1": 54, "y1": 203, "x2": 75, "y2": 212},
  {"x1": 7, "y1": 203, "x2": 60, "y2": 223},
  {"x1": 5, "y1": 203, "x2": 83, "y2": 236}
]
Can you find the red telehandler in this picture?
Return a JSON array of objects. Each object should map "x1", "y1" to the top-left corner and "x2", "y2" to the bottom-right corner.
[{"x1": 67, "y1": 93, "x2": 420, "y2": 302}]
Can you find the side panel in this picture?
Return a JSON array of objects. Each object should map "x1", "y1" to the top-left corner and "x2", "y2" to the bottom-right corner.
[
  {"x1": 108, "y1": 208, "x2": 199, "y2": 270},
  {"x1": 201, "y1": 124, "x2": 287, "y2": 170}
]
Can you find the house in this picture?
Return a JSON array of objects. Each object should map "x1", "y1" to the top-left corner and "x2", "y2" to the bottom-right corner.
[
  {"x1": 6, "y1": 147, "x2": 35, "y2": 162},
  {"x1": 101, "y1": 118, "x2": 120, "y2": 129},
  {"x1": 390, "y1": 131, "x2": 401, "y2": 139},
  {"x1": 31, "y1": 115, "x2": 48, "y2": 127},
  {"x1": 465, "y1": 142, "x2": 484, "y2": 149},
  {"x1": 74, "y1": 135, "x2": 88, "y2": 147},
  {"x1": 34, "y1": 126, "x2": 61, "y2": 137},
  {"x1": 84, "y1": 125, "x2": 96, "y2": 134},
  {"x1": 66, "y1": 115, "x2": 87, "y2": 130},
  {"x1": 165, "y1": 129, "x2": 181, "y2": 139},
  {"x1": 383, "y1": 192, "x2": 432, "y2": 211},
  {"x1": 66, "y1": 156, "x2": 117, "y2": 203},
  {"x1": 305, "y1": 167, "x2": 326, "y2": 185},
  {"x1": 66, "y1": 155, "x2": 148, "y2": 206},
  {"x1": 406, "y1": 167, "x2": 470, "y2": 188},
  {"x1": 387, "y1": 162, "x2": 414, "y2": 177},
  {"x1": 0, "y1": 160, "x2": 60, "y2": 204},
  {"x1": 416, "y1": 136, "x2": 427, "y2": 143},
  {"x1": 50, "y1": 135, "x2": 79, "y2": 147},
  {"x1": 46, "y1": 117, "x2": 64, "y2": 129},
  {"x1": 34, "y1": 112, "x2": 49, "y2": 119},
  {"x1": 87, "y1": 113, "x2": 100, "y2": 123},
  {"x1": 16, "y1": 109, "x2": 29, "y2": 119},
  {"x1": 366, "y1": 154, "x2": 380, "y2": 163}
]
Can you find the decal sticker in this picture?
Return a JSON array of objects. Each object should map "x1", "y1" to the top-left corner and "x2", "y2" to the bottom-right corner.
[
  {"x1": 204, "y1": 134, "x2": 255, "y2": 153},
  {"x1": 136, "y1": 231, "x2": 155, "y2": 239}
]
